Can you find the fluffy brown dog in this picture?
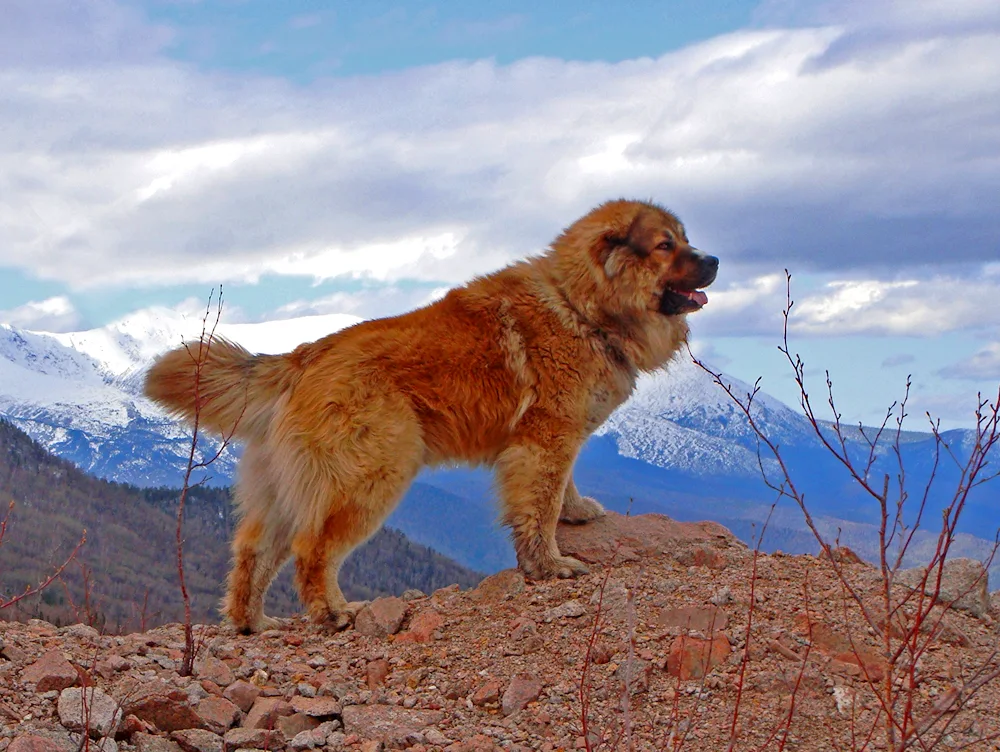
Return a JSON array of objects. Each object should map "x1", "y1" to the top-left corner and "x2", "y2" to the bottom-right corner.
[{"x1": 144, "y1": 199, "x2": 718, "y2": 633}]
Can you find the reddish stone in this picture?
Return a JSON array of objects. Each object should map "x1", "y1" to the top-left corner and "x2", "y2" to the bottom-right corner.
[
  {"x1": 366, "y1": 658, "x2": 390, "y2": 689},
  {"x1": 395, "y1": 609, "x2": 444, "y2": 644},
  {"x1": 897, "y1": 558, "x2": 990, "y2": 618},
  {"x1": 677, "y1": 545, "x2": 728, "y2": 570},
  {"x1": 825, "y1": 546, "x2": 866, "y2": 565},
  {"x1": 120, "y1": 715, "x2": 156, "y2": 738},
  {"x1": 9, "y1": 736, "x2": 66, "y2": 752},
  {"x1": 590, "y1": 642, "x2": 613, "y2": 665},
  {"x1": 794, "y1": 616, "x2": 852, "y2": 655},
  {"x1": 666, "y1": 634, "x2": 731, "y2": 680},
  {"x1": 341, "y1": 706, "x2": 444, "y2": 743},
  {"x1": 832, "y1": 650, "x2": 885, "y2": 682},
  {"x1": 23, "y1": 650, "x2": 79, "y2": 692},
  {"x1": 470, "y1": 570, "x2": 525, "y2": 602},
  {"x1": 657, "y1": 606, "x2": 729, "y2": 633},
  {"x1": 57, "y1": 686, "x2": 123, "y2": 738},
  {"x1": 221, "y1": 679, "x2": 259, "y2": 713},
  {"x1": 125, "y1": 689, "x2": 204, "y2": 733},
  {"x1": 288, "y1": 696, "x2": 342, "y2": 717},
  {"x1": 443, "y1": 679, "x2": 469, "y2": 701},
  {"x1": 132, "y1": 732, "x2": 182, "y2": 752},
  {"x1": 614, "y1": 659, "x2": 653, "y2": 694},
  {"x1": 170, "y1": 729, "x2": 222, "y2": 752},
  {"x1": 199, "y1": 680, "x2": 222, "y2": 697},
  {"x1": 222, "y1": 727, "x2": 284, "y2": 751},
  {"x1": 509, "y1": 617, "x2": 536, "y2": 640},
  {"x1": 276, "y1": 712, "x2": 320, "y2": 741},
  {"x1": 443, "y1": 735, "x2": 499, "y2": 752},
  {"x1": 501, "y1": 673, "x2": 543, "y2": 716},
  {"x1": 471, "y1": 680, "x2": 501, "y2": 707},
  {"x1": 193, "y1": 655, "x2": 234, "y2": 688},
  {"x1": 194, "y1": 696, "x2": 240, "y2": 735},
  {"x1": 556, "y1": 511, "x2": 742, "y2": 566},
  {"x1": 244, "y1": 697, "x2": 295, "y2": 730},
  {"x1": 354, "y1": 597, "x2": 407, "y2": 638}
]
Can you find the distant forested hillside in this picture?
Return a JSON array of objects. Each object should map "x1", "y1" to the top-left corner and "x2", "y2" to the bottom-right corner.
[{"x1": 0, "y1": 420, "x2": 482, "y2": 632}]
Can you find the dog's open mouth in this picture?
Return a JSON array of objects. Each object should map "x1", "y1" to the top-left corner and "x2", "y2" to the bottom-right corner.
[{"x1": 660, "y1": 287, "x2": 709, "y2": 314}]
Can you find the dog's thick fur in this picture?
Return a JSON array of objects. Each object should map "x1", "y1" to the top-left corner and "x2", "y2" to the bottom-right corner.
[{"x1": 144, "y1": 199, "x2": 718, "y2": 633}]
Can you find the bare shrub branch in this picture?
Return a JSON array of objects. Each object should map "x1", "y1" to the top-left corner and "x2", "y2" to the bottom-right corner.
[
  {"x1": 0, "y1": 499, "x2": 86, "y2": 611},
  {"x1": 690, "y1": 269, "x2": 1000, "y2": 751},
  {"x1": 174, "y1": 286, "x2": 245, "y2": 675}
]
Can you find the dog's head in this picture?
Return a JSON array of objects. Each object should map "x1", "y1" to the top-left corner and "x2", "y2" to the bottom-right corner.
[{"x1": 553, "y1": 199, "x2": 719, "y2": 320}]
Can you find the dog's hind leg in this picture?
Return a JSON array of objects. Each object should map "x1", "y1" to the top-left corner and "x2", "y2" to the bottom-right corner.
[
  {"x1": 293, "y1": 502, "x2": 390, "y2": 631},
  {"x1": 292, "y1": 468, "x2": 422, "y2": 629},
  {"x1": 496, "y1": 436, "x2": 591, "y2": 580},
  {"x1": 225, "y1": 515, "x2": 293, "y2": 633},
  {"x1": 223, "y1": 447, "x2": 292, "y2": 634},
  {"x1": 286, "y1": 394, "x2": 424, "y2": 630}
]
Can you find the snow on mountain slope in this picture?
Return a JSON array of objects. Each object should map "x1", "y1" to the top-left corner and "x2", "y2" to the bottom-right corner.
[
  {"x1": 595, "y1": 355, "x2": 812, "y2": 477},
  {"x1": 0, "y1": 311, "x2": 361, "y2": 485},
  {"x1": 52, "y1": 309, "x2": 363, "y2": 376}
]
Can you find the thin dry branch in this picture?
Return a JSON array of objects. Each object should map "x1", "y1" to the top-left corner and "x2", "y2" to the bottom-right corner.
[
  {"x1": 0, "y1": 499, "x2": 87, "y2": 611},
  {"x1": 174, "y1": 286, "x2": 246, "y2": 676},
  {"x1": 690, "y1": 269, "x2": 1000, "y2": 751}
]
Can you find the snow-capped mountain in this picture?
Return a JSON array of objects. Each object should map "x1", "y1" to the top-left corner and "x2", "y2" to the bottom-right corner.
[
  {"x1": 0, "y1": 310, "x2": 360, "y2": 486},
  {"x1": 595, "y1": 360, "x2": 808, "y2": 479}
]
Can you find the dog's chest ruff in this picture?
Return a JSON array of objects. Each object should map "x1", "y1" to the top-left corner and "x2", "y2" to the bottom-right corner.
[{"x1": 585, "y1": 367, "x2": 636, "y2": 432}]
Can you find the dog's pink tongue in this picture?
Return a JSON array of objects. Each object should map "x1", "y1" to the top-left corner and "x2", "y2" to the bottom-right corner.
[{"x1": 683, "y1": 290, "x2": 708, "y2": 306}]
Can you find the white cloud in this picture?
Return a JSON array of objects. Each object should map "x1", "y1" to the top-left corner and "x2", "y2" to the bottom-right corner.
[
  {"x1": 945, "y1": 343, "x2": 1000, "y2": 380},
  {"x1": 792, "y1": 277, "x2": 1000, "y2": 336},
  {"x1": 695, "y1": 273, "x2": 787, "y2": 335},
  {"x1": 0, "y1": 0, "x2": 171, "y2": 66},
  {"x1": 693, "y1": 271, "x2": 1000, "y2": 338},
  {"x1": 272, "y1": 284, "x2": 449, "y2": 321},
  {"x1": 1, "y1": 7, "x2": 999, "y2": 295},
  {"x1": 0, "y1": 296, "x2": 81, "y2": 332}
]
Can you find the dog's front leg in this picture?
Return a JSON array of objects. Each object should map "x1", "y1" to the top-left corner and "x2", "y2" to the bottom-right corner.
[
  {"x1": 561, "y1": 477, "x2": 606, "y2": 523},
  {"x1": 496, "y1": 441, "x2": 590, "y2": 580}
]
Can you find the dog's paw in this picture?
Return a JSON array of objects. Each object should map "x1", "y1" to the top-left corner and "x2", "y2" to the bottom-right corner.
[
  {"x1": 232, "y1": 613, "x2": 283, "y2": 635},
  {"x1": 522, "y1": 553, "x2": 590, "y2": 580},
  {"x1": 257, "y1": 614, "x2": 285, "y2": 631},
  {"x1": 559, "y1": 495, "x2": 606, "y2": 524},
  {"x1": 312, "y1": 600, "x2": 369, "y2": 632},
  {"x1": 325, "y1": 611, "x2": 354, "y2": 632}
]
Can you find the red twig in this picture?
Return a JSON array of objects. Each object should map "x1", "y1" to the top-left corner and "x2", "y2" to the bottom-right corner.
[
  {"x1": 175, "y1": 286, "x2": 244, "y2": 675},
  {"x1": 0, "y1": 500, "x2": 87, "y2": 611},
  {"x1": 691, "y1": 269, "x2": 1000, "y2": 751}
]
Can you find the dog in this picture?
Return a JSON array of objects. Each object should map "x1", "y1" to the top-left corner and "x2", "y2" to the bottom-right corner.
[{"x1": 144, "y1": 199, "x2": 718, "y2": 633}]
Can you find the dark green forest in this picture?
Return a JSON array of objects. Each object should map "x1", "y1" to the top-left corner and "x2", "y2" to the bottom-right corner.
[{"x1": 0, "y1": 420, "x2": 482, "y2": 632}]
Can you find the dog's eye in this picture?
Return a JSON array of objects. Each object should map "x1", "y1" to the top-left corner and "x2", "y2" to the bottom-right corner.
[{"x1": 657, "y1": 238, "x2": 675, "y2": 251}]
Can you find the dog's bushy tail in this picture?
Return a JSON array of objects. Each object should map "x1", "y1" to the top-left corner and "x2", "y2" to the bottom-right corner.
[{"x1": 144, "y1": 337, "x2": 293, "y2": 442}]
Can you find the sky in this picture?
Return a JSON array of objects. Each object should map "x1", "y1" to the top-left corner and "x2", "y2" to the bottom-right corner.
[{"x1": 1, "y1": 0, "x2": 999, "y2": 430}]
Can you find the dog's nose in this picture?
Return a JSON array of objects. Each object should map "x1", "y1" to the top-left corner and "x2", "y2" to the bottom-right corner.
[{"x1": 700, "y1": 255, "x2": 719, "y2": 286}]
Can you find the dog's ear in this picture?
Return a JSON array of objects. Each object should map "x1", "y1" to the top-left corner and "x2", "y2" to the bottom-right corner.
[
  {"x1": 598, "y1": 232, "x2": 628, "y2": 279},
  {"x1": 625, "y1": 209, "x2": 662, "y2": 258},
  {"x1": 599, "y1": 209, "x2": 663, "y2": 278}
]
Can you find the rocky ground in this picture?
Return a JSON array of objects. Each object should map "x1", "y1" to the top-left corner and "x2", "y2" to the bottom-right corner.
[{"x1": 3, "y1": 513, "x2": 1000, "y2": 752}]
